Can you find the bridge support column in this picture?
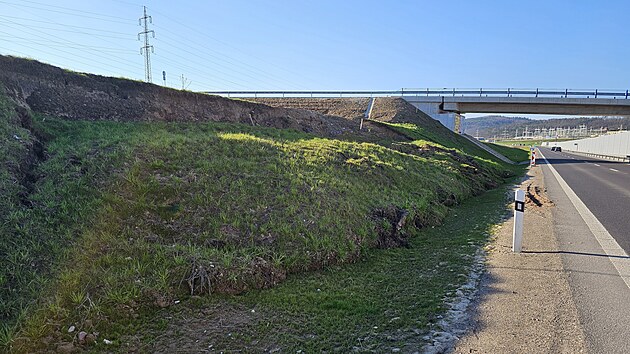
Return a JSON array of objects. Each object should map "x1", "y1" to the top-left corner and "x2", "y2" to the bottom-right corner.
[{"x1": 454, "y1": 113, "x2": 463, "y2": 134}]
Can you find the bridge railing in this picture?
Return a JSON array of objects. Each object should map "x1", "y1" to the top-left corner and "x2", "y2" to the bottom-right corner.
[
  {"x1": 202, "y1": 88, "x2": 630, "y2": 99},
  {"x1": 402, "y1": 88, "x2": 629, "y2": 99}
]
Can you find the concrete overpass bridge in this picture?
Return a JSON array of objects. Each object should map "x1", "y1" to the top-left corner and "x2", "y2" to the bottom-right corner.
[{"x1": 203, "y1": 88, "x2": 630, "y2": 133}]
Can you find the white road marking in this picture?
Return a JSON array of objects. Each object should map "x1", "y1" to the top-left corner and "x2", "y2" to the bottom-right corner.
[
  {"x1": 610, "y1": 168, "x2": 620, "y2": 172},
  {"x1": 594, "y1": 163, "x2": 601, "y2": 167},
  {"x1": 538, "y1": 150, "x2": 630, "y2": 291}
]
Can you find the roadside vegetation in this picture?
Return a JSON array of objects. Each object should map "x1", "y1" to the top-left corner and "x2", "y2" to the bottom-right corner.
[
  {"x1": 494, "y1": 138, "x2": 573, "y2": 149},
  {"x1": 0, "y1": 89, "x2": 526, "y2": 352},
  {"x1": 483, "y1": 142, "x2": 530, "y2": 162},
  {"x1": 378, "y1": 121, "x2": 526, "y2": 174},
  {"x1": 145, "y1": 185, "x2": 512, "y2": 352}
]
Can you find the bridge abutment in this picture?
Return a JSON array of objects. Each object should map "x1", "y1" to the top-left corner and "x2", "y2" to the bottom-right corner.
[
  {"x1": 407, "y1": 100, "x2": 463, "y2": 133},
  {"x1": 203, "y1": 89, "x2": 630, "y2": 135}
]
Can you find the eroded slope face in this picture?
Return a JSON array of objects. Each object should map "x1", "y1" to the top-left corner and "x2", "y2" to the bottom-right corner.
[
  {"x1": 248, "y1": 96, "x2": 444, "y2": 127},
  {"x1": 0, "y1": 55, "x2": 520, "y2": 353},
  {"x1": 0, "y1": 55, "x2": 408, "y2": 143}
]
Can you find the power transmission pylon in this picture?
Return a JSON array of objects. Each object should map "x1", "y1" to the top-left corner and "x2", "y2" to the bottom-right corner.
[
  {"x1": 138, "y1": 6, "x2": 155, "y2": 83},
  {"x1": 181, "y1": 74, "x2": 191, "y2": 90}
]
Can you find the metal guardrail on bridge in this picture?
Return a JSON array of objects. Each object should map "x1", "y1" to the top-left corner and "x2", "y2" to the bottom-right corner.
[{"x1": 202, "y1": 88, "x2": 630, "y2": 99}]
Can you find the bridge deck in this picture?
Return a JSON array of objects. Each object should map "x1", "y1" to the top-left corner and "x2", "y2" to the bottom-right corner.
[
  {"x1": 203, "y1": 88, "x2": 630, "y2": 99},
  {"x1": 203, "y1": 89, "x2": 630, "y2": 116}
]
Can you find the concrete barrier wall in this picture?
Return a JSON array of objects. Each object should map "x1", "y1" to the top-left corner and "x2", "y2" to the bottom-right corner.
[{"x1": 547, "y1": 131, "x2": 630, "y2": 157}]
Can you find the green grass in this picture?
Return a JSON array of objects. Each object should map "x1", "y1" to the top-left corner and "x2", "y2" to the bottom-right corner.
[
  {"x1": 381, "y1": 121, "x2": 500, "y2": 161},
  {"x1": 483, "y1": 142, "x2": 530, "y2": 162},
  {"x1": 0, "y1": 108, "x2": 137, "y2": 350},
  {"x1": 239, "y1": 186, "x2": 510, "y2": 351},
  {"x1": 494, "y1": 138, "x2": 573, "y2": 149},
  {"x1": 133, "y1": 181, "x2": 513, "y2": 352},
  {"x1": 1, "y1": 92, "x2": 524, "y2": 352},
  {"x1": 376, "y1": 121, "x2": 527, "y2": 177}
]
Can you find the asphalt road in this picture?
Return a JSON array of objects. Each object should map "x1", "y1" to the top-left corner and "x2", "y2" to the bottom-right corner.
[
  {"x1": 538, "y1": 147, "x2": 630, "y2": 354},
  {"x1": 539, "y1": 148, "x2": 630, "y2": 253}
]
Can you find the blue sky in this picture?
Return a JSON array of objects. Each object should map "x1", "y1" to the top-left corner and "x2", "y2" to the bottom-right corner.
[{"x1": 0, "y1": 0, "x2": 628, "y2": 97}]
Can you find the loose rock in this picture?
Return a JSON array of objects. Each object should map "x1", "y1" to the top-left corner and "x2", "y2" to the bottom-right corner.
[
  {"x1": 78, "y1": 331, "x2": 88, "y2": 343},
  {"x1": 85, "y1": 333, "x2": 97, "y2": 345}
]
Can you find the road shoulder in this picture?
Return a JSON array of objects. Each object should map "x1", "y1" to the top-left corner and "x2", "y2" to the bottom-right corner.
[
  {"x1": 452, "y1": 166, "x2": 586, "y2": 353},
  {"x1": 540, "y1": 149, "x2": 630, "y2": 354}
]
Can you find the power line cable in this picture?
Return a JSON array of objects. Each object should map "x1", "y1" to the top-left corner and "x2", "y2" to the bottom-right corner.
[
  {"x1": 0, "y1": 0, "x2": 134, "y2": 23},
  {"x1": 0, "y1": 22, "x2": 142, "y2": 70},
  {"x1": 0, "y1": 3, "x2": 138, "y2": 50},
  {"x1": 107, "y1": 0, "x2": 144, "y2": 7},
  {"x1": 0, "y1": 36, "x2": 137, "y2": 54},
  {"x1": 154, "y1": 36, "x2": 291, "y2": 89},
  {"x1": 0, "y1": 45, "x2": 121, "y2": 75},
  {"x1": 154, "y1": 53, "x2": 249, "y2": 89},
  {"x1": 0, "y1": 21, "x2": 143, "y2": 72},
  {"x1": 1, "y1": 1, "x2": 304, "y2": 89},
  {"x1": 0, "y1": 14, "x2": 133, "y2": 36},
  {"x1": 153, "y1": 26, "x2": 303, "y2": 89},
  {"x1": 0, "y1": 4, "x2": 143, "y2": 70},
  {"x1": 154, "y1": 24, "x2": 303, "y2": 86},
  {"x1": 0, "y1": 42, "x2": 140, "y2": 78},
  {"x1": 112, "y1": 0, "x2": 302, "y2": 89},
  {"x1": 0, "y1": 1, "x2": 308, "y2": 89},
  {"x1": 0, "y1": 23, "x2": 138, "y2": 41},
  {"x1": 150, "y1": 7, "x2": 323, "y2": 87},
  {"x1": 1, "y1": 40, "x2": 237, "y2": 93}
]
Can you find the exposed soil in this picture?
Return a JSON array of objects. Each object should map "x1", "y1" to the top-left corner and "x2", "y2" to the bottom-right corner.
[
  {"x1": 249, "y1": 96, "x2": 446, "y2": 128},
  {"x1": 372, "y1": 205, "x2": 411, "y2": 249},
  {"x1": 250, "y1": 97, "x2": 371, "y2": 120},
  {"x1": 4, "y1": 103, "x2": 47, "y2": 207},
  {"x1": 526, "y1": 183, "x2": 553, "y2": 207},
  {"x1": 0, "y1": 55, "x2": 409, "y2": 142},
  {"x1": 139, "y1": 302, "x2": 278, "y2": 354}
]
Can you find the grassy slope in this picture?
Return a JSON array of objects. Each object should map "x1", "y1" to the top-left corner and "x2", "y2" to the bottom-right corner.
[
  {"x1": 494, "y1": 139, "x2": 573, "y2": 149},
  {"x1": 138, "y1": 186, "x2": 511, "y2": 353},
  {"x1": 483, "y1": 142, "x2": 530, "y2": 162},
  {"x1": 376, "y1": 121, "x2": 529, "y2": 178},
  {"x1": 0, "y1": 94, "x2": 35, "y2": 327},
  {"x1": 1, "y1": 109, "x2": 136, "y2": 346},
  {"x1": 381, "y1": 122, "x2": 503, "y2": 165},
  {"x1": 1, "y1": 93, "x2": 525, "y2": 352},
  {"x1": 380, "y1": 119, "x2": 529, "y2": 166}
]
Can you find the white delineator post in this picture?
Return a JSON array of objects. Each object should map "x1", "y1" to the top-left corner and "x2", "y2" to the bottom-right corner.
[
  {"x1": 531, "y1": 149, "x2": 536, "y2": 166},
  {"x1": 513, "y1": 190, "x2": 525, "y2": 253}
]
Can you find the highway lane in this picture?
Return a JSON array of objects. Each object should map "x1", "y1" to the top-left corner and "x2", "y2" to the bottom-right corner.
[
  {"x1": 538, "y1": 147, "x2": 630, "y2": 253},
  {"x1": 538, "y1": 147, "x2": 630, "y2": 353}
]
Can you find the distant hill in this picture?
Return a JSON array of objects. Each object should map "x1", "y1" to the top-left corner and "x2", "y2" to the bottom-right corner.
[
  {"x1": 464, "y1": 116, "x2": 530, "y2": 136},
  {"x1": 465, "y1": 115, "x2": 630, "y2": 138}
]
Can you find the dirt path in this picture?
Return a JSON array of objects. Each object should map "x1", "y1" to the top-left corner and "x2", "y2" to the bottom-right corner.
[{"x1": 452, "y1": 166, "x2": 587, "y2": 353}]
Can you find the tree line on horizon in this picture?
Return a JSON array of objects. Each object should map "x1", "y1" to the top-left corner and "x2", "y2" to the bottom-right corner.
[{"x1": 464, "y1": 115, "x2": 630, "y2": 138}]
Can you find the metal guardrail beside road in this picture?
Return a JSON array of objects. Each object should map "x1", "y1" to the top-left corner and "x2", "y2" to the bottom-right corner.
[
  {"x1": 563, "y1": 150, "x2": 630, "y2": 163},
  {"x1": 203, "y1": 88, "x2": 630, "y2": 99}
]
